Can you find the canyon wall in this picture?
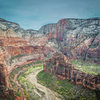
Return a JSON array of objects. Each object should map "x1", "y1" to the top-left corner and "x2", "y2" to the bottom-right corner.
[
  {"x1": 0, "y1": 19, "x2": 54, "y2": 92},
  {"x1": 0, "y1": 18, "x2": 100, "y2": 64},
  {"x1": 43, "y1": 52, "x2": 100, "y2": 90},
  {"x1": 39, "y1": 18, "x2": 100, "y2": 63},
  {"x1": 0, "y1": 18, "x2": 28, "y2": 37}
]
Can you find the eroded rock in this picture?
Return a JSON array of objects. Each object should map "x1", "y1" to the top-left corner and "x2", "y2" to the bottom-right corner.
[{"x1": 43, "y1": 52, "x2": 100, "y2": 90}]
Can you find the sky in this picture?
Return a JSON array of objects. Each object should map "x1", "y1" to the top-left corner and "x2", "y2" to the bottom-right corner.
[{"x1": 0, "y1": 0, "x2": 100, "y2": 30}]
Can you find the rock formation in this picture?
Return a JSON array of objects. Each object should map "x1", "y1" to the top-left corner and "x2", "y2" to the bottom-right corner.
[
  {"x1": 39, "y1": 18, "x2": 100, "y2": 63},
  {"x1": 0, "y1": 18, "x2": 100, "y2": 64},
  {"x1": 43, "y1": 52, "x2": 100, "y2": 90},
  {"x1": 0, "y1": 18, "x2": 55, "y2": 99}
]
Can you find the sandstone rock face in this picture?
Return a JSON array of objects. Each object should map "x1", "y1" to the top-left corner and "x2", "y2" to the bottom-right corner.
[
  {"x1": 0, "y1": 36, "x2": 27, "y2": 47},
  {"x1": 38, "y1": 18, "x2": 100, "y2": 63},
  {"x1": 26, "y1": 29, "x2": 38, "y2": 34},
  {"x1": 39, "y1": 24, "x2": 56, "y2": 35},
  {"x1": 0, "y1": 18, "x2": 28, "y2": 37},
  {"x1": 29, "y1": 35, "x2": 48, "y2": 46},
  {"x1": 0, "y1": 18, "x2": 100, "y2": 63},
  {"x1": 43, "y1": 52, "x2": 100, "y2": 90}
]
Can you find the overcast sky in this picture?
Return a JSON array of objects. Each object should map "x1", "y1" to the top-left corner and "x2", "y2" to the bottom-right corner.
[{"x1": 0, "y1": 0, "x2": 100, "y2": 30}]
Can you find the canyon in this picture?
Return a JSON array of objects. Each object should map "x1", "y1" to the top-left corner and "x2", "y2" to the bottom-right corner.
[{"x1": 0, "y1": 18, "x2": 100, "y2": 99}]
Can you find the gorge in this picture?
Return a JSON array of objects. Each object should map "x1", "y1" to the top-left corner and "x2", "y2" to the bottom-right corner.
[{"x1": 0, "y1": 18, "x2": 100, "y2": 100}]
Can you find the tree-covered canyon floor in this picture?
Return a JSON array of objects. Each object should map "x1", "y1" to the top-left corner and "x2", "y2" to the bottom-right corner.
[
  {"x1": 37, "y1": 70, "x2": 97, "y2": 100},
  {"x1": 9, "y1": 61, "x2": 97, "y2": 100}
]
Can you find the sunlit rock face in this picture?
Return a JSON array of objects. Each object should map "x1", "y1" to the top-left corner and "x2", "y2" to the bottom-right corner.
[
  {"x1": 38, "y1": 18, "x2": 100, "y2": 63},
  {"x1": 43, "y1": 52, "x2": 100, "y2": 90},
  {"x1": 0, "y1": 36, "x2": 54, "y2": 72},
  {"x1": 0, "y1": 18, "x2": 31, "y2": 37}
]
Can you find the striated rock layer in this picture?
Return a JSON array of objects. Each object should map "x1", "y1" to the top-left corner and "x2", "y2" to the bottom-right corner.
[
  {"x1": 0, "y1": 18, "x2": 100, "y2": 63},
  {"x1": 43, "y1": 52, "x2": 100, "y2": 90},
  {"x1": 39, "y1": 18, "x2": 100, "y2": 63}
]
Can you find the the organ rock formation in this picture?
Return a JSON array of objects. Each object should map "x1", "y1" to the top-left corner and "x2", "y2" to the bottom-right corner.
[{"x1": 43, "y1": 52, "x2": 100, "y2": 90}]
